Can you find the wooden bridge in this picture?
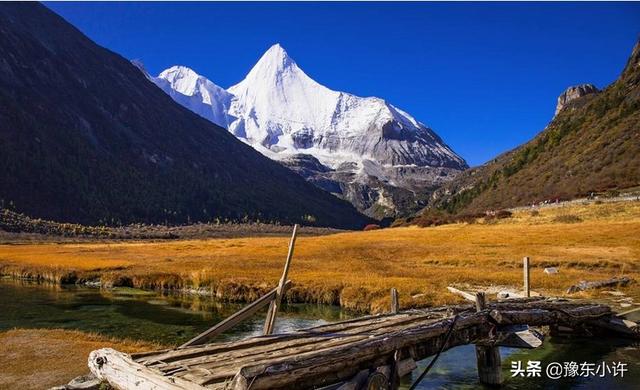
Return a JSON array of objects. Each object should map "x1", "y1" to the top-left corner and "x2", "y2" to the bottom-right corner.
[
  {"x1": 88, "y1": 296, "x2": 638, "y2": 390},
  {"x1": 87, "y1": 227, "x2": 639, "y2": 389}
]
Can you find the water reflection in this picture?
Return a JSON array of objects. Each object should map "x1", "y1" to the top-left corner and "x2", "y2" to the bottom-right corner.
[{"x1": 0, "y1": 279, "x2": 349, "y2": 344}]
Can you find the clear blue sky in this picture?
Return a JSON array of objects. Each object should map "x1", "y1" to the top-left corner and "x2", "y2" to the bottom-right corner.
[{"x1": 45, "y1": 2, "x2": 639, "y2": 166}]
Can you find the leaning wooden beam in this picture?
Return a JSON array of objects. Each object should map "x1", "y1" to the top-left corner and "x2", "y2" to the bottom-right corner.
[
  {"x1": 617, "y1": 306, "x2": 640, "y2": 317},
  {"x1": 264, "y1": 224, "x2": 298, "y2": 335},
  {"x1": 180, "y1": 280, "x2": 291, "y2": 347},
  {"x1": 89, "y1": 348, "x2": 206, "y2": 390},
  {"x1": 566, "y1": 276, "x2": 631, "y2": 294},
  {"x1": 447, "y1": 286, "x2": 477, "y2": 302}
]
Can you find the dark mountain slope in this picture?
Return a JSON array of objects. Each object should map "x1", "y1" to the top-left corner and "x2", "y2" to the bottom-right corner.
[
  {"x1": 432, "y1": 40, "x2": 640, "y2": 214},
  {"x1": 0, "y1": 3, "x2": 370, "y2": 229}
]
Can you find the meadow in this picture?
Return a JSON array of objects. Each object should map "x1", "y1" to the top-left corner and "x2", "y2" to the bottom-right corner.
[
  {"x1": 0, "y1": 329, "x2": 162, "y2": 389},
  {"x1": 0, "y1": 200, "x2": 638, "y2": 313}
]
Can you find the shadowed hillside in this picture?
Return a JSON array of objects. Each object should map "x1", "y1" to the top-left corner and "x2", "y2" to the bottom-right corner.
[{"x1": 0, "y1": 3, "x2": 370, "y2": 229}]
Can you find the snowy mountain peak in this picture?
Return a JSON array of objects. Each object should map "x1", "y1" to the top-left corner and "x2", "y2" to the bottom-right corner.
[
  {"x1": 228, "y1": 43, "x2": 319, "y2": 98},
  {"x1": 145, "y1": 46, "x2": 467, "y2": 217},
  {"x1": 252, "y1": 43, "x2": 296, "y2": 73},
  {"x1": 159, "y1": 65, "x2": 208, "y2": 97},
  {"x1": 150, "y1": 64, "x2": 233, "y2": 128}
]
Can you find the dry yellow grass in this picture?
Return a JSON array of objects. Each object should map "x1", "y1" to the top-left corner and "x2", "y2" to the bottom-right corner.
[
  {"x1": 0, "y1": 329, "x2": 161, "y2": 390},
  {"x1": 1, "y1": 201, "x2": 639, "y2": 312}
]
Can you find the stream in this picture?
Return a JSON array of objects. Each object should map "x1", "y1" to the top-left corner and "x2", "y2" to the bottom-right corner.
[{"x1": 1, "y1": 279, "x2": 638, "y2": 389}]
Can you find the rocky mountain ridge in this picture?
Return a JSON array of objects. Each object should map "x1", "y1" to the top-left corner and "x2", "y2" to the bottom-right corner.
[{"x1": 428, "y1": 40, "x2": 640, "y2": 215}]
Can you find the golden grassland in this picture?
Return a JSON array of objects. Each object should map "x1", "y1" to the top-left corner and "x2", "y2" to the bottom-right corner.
[
  {"x1": 0, "y1": 329, "x2": 162, "y2": 389},
  {"x1": 1, "y1": 201, "x2": 639, "y2": 313}
]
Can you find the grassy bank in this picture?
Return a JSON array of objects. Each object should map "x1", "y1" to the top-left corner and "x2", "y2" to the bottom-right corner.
[
  {"x1": 0, "y1": 329, "x2": 162, "y2": 389},
  {"x1": 1, "y1": 201, "x2": 638, "y2": 313}
]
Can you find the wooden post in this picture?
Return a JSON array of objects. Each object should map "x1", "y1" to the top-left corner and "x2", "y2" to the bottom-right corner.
[
  {"x1": 475, "y1": 292, "x2": 502, "y2": 385},
  {"x1": 264, "y1": 224, "x2": 298, "y2": 335},
  {"x1": 523, "y1": 257, "x2": 530, "y2": 298},
  {"x1": 475, "y1": 291, "x2": 486, "y2": 312},
  {"x1": 391, "y1": 288, "x2": 399, "y2": 314}
]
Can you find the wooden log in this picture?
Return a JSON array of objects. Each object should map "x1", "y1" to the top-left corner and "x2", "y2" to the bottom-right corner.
[
  {"x1": 477, "y1": 327, "x2": 544, "y2": 349},
  {"x1": 88, "y1": 348, "x2": 206, "y2": 390},
  {"x1": 447, "y1": 286, "x2": 476, "y2": 302},
  {"x1": 391, "y1": 288, "x2": 399, "y2": 314},
  {"x1": 474, "y1": 292, "x2": 502, "y2": 385},
  {"x1": 397, "y1": 358, "x2": 417, "y2": 377},
  {"x1": 264, "y1": 224, "x2": 298, "y2": 335},
  {"x1": 335, "y1": 370, "x2": 369, "y2": 390},
  {"x1": 617, "y1": 306, "x2": 640, "y2": 317},
  {"x1": 366, "y1": 371, "x2": 389, "y2": 390},
  {"x1": 588, "y1": 317, "x2": 640, "y2": 339},
  {"x1": 180, "y1": 280, "x2": 291, "y2": 347},
  {"x1": 566, "y1": 276, "x2": 632, "y2": 294},
  {"x1": 523, "y1": 257, "x2": 530, "y2": 298},
  {"x1": 489, "y1": 305, "x2": 612, "y2": 326},
  {"x1": 475, "y1": 346, "x2": 502, "y2": 386}
]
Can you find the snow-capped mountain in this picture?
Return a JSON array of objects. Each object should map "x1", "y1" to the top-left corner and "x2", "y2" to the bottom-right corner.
[{"x1": 136, "y1": 44, "x2": 468, "y2": 218}]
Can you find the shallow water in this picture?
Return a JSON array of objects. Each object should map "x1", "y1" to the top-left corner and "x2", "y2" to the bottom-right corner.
[
  {"x1": 0, "y1": 279, "x2": 349, "y2": 344},
  {"x1": 1, "y1": 279, "x2": 638, "y2": 388}
]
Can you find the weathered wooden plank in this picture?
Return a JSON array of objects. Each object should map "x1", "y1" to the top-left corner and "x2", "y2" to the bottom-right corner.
[
  {"x1": 447, "y1": 286, "x2": 477, "y2": 302},
  {"x1": 566, "y1": 276, "x2": 632, "y2": 294},
  {"x1": 489, "y1": 305, "x2": 611, "y2": 326},
  {"x1": 179, "y1": 280, "x2": 291, "y2": 348},
  {"x1": 477, "y1": 326, "x2": 544, "y2": 349},
  {"x1": 88, "y1": 348, "x2": 206, "y2": 390},
  {"x1": 617, "y1": 306, "x2": 640, "y2": 317}
]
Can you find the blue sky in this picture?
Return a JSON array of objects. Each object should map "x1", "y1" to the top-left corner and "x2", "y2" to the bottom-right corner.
[{"x1": 46, "y1": 2, "x2": 639, "y2": 166}]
